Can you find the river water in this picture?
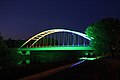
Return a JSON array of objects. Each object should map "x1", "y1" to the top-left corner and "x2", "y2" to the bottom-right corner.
[{"x1": 0, "y1": 50, "x2": 87, "y2": 79}]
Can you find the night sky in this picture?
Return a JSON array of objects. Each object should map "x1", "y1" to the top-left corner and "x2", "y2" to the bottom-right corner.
[{"x1": 0, "y1": 0, "x2": 120, "y2": 40}]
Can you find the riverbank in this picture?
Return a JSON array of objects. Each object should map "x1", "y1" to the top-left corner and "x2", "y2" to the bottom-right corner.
[
  {"x1": 42, "y1": 56, "x2": 120, "y2": 80},
  {"x1": 0, "y1": 59, "x2": 78, "y2": 80},
  {"x1": 1, "y1": 55, "x2": 120, "y2": 80}
]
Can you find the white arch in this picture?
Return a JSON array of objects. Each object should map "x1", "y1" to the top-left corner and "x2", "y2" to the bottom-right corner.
[{"x1": 20, "y1": 29, "x2": 91, "y2": 48}]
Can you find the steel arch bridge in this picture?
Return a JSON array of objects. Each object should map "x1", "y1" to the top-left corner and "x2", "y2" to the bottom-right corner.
[
  {"x1": 18, "y1": 29, "x2": 94, "y2": 55},
  {"x1": 20, "y1": 29, "x2": 91, "y2": 48}
]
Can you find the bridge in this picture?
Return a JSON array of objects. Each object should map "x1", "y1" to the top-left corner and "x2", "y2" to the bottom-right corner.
[{"x1": 18, "y1": 29, "x2": 94, "y2": 55}]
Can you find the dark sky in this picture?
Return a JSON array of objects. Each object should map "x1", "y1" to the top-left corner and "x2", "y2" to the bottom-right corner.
[{"x1": 0, "y1": 0, "x2": 120, "y2": 40}]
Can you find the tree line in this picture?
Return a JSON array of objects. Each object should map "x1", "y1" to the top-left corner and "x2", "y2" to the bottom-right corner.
[{"x1": 85, "y1": 17, "x2": 120, "y2": 56}]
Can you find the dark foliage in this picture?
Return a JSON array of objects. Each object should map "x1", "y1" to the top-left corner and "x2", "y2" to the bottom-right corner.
[{"x1": 85, "y1": 17, "x2": 120, "y2": 55}]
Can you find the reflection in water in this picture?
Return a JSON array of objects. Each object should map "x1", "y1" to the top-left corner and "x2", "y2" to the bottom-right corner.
[
  {"x1": 17, "y1": 51, "x2": 79, "y2": 65},
  {"x1": 26, "y1": 59, "x2": 30, "y2": 64},
  {"x1": 16, "y1": 50, "x2": 93, "y2": 65},
  {"x1": 17, "y1": 59, "x2": 30, "y2": 64},
  {"x1": 0, "y1": 50, "x2": 94, "y2": 67},
  {"x1": 0, "y1": 50, "x2": 94, "y2": 79}
]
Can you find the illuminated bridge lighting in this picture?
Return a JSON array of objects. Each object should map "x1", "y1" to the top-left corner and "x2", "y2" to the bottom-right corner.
[
  {"x1": 20, "y1": 29, "x2": 91, "y2": 48},
  {"x1": 79, "y1": 57, "x2": 97, "y2": 60}
]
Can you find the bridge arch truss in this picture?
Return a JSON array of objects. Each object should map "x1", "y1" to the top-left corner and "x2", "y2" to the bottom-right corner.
[{"x1": 20, "y1": 29, "x2": 91, "y2": 48}]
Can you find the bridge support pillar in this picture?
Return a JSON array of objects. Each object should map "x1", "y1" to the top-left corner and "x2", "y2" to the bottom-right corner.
[
  {"x1": 18, "y1": 50, "x2": 30, "y2": 55},
  {"x1": 18, "y1": 51, "x2": 23, "y2": 55},
  {"x1": 25, "y1": 51, "x2": 30, "y2": 55}
]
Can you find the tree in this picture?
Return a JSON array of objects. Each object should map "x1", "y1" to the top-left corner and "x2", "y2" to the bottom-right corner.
[{"x1": 85, "y1": 17, "x2": 120, "y2": 56}]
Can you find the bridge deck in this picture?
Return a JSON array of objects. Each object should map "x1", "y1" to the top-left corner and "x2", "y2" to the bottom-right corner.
[{"x1": 19, "y1": 46, "x2": 94, "y2": 51}]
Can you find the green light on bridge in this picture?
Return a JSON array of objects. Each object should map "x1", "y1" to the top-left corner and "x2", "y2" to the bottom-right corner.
[
  {"x1": 79, "y1": 57, "x2": 96, "y2": 60},
  {"x1": 79, "y1": 56, "x2": 103, "y2": 60},
  {"x1": 19, "y1": 46, "x2": 94, "y2": 51}
]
